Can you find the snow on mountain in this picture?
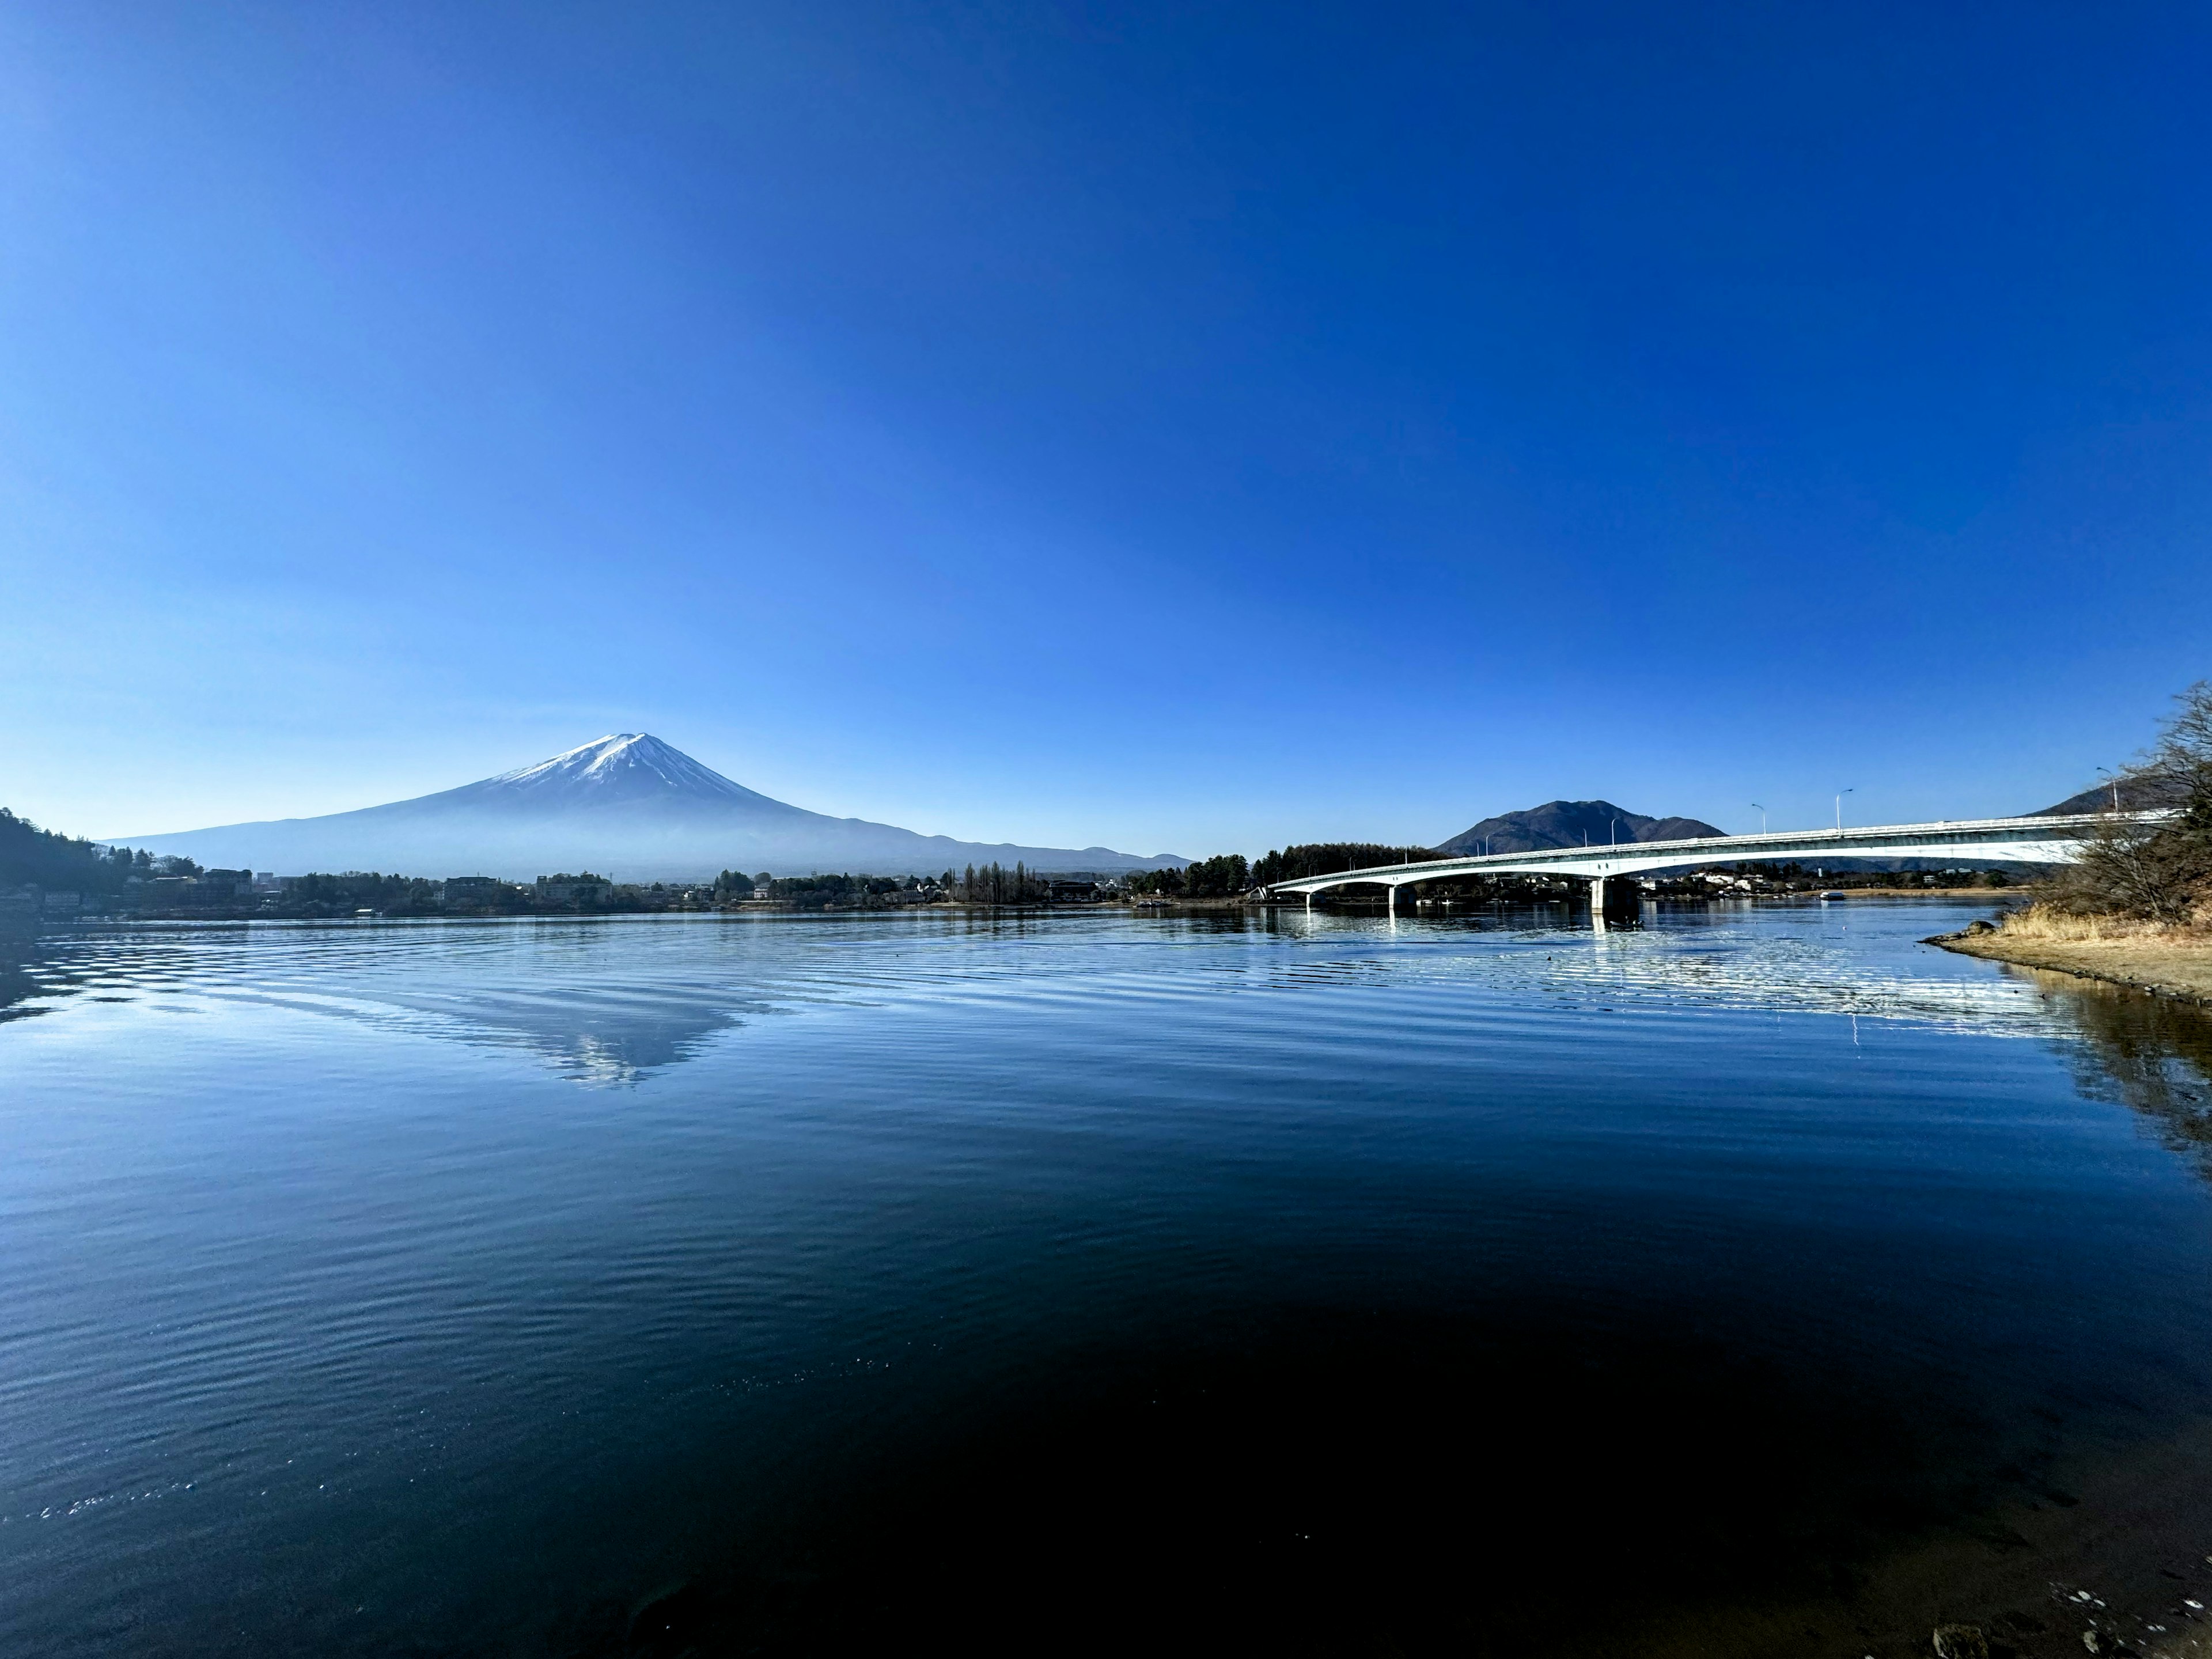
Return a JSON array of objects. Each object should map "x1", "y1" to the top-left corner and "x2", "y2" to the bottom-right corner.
[
  {"x1": 111, "y1": 735, "x2": 1187, "y2": 880},
  {"x1": 480, "y1": 734, "x2": 779, "y2": 806}
]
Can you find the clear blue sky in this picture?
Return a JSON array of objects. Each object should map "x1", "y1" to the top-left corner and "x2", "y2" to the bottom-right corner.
[{"x1": 5, "y1": 2, "x2": 2209, "y2": 855}]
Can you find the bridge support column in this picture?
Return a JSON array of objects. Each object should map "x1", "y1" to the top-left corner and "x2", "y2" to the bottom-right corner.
[
  {"x1": 1305, "y1": 891, "x2": 1312, "y2": 914},
  {"x1": 1387, "y1": 883, "x2": 1396, "y2": 916},
  {"x1": 1589, "y1": 876, "x2": 1638, "y2": 928}
]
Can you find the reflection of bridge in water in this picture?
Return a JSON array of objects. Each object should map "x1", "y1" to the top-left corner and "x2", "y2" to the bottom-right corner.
[{"x1": 1261, "y1": 810, "x2": 2162, "y2": 927}]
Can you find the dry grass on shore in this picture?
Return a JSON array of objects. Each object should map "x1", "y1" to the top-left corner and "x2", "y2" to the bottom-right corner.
[
  {"x1": 1938, "y1": 898, "x2": 2212, "y2": 1005},
  {"x1": 1993, "y1": 900, "x2": 2205, "y2": 943}
]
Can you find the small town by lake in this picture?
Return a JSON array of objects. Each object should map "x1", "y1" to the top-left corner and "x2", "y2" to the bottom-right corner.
[{"x1": 6, "y1": 899, "x2": 2212, "y2": 1657}]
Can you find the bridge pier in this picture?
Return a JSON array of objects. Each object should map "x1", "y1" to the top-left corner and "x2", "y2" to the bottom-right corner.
[{"x1": 1589, "y1": 876, "x2": 1638, "y2": 929}]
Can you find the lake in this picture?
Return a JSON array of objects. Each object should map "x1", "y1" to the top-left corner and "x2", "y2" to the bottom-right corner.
[{"x1": 6, "y1": 901, "x2": 2212, "y2": 1657}]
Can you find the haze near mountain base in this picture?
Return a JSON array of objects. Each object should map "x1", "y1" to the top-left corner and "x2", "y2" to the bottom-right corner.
[{"x1": 113, "y1": 735, "x2": 1190, "y2": 881}]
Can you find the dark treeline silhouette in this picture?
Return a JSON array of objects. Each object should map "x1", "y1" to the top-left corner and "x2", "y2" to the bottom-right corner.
[
  {"x1": 0, "y1": 809, "x2": 171, "y2": 894},
  {"x1": 768, "y1": 873, "x2": 914, "y2": 909},
  {"x1": 1126, "y1": 845, "x2": 1441, "y2": 899},
  {"x1": 1249, "y1": 844, "x2": 1434, "y2": 887},
  {"x1": 1130, "y1": 855, "x2": 1249, "y2": 897},
  {"x1": 959, "y1": 862, "x2": 1046, "y2": 904}
]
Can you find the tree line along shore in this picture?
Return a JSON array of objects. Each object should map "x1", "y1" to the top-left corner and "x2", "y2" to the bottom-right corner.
[
  {"x1": 3, "y1": 808, "x2": 2046, "y2": 929},
  {"x1": 3, "y1": 830, "x2": 2035, "y2": 926},
  {"x1": 0, "y1": 845, "x2": 1115, "y2": 922},
  {"x1": 0, "y1": 837, "x2": 1397, "y2": 921},
  {"x1": 0, "y1": 830, "x2": 1406, "y2": 922}
]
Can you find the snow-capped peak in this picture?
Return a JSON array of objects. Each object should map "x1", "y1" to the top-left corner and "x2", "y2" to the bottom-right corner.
[{"x1": 486, "y1": 734, "x2": 762, "y2": 803}]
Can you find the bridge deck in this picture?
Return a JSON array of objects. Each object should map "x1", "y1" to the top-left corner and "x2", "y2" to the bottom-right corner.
[{"x1": 1262, "y1": 810, "x2": 2153, "y2": 896}]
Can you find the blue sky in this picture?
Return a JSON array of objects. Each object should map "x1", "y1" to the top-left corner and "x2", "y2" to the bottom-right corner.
[{"x1": 4, "y1": 2, "x2": 2209, "y2": 856}]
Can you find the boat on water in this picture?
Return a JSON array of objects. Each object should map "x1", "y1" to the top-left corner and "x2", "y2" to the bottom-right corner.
[{"x1": 1818, "y1": 890, "x2": 1847, "y2": 902}]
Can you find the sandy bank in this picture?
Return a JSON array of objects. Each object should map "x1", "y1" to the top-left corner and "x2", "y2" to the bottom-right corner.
[{"x1": 1932, "y1": 912, "x2": 2212, "y2": 1007}]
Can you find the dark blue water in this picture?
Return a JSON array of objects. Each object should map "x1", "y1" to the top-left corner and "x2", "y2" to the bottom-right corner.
[{"x1": 5, "y1": 903, "x2": 2212, "y2": 1656}]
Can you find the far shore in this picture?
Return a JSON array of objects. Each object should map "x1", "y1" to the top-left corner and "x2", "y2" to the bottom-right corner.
[
  {"x1": 23, "y1": 887, "x2": 2039, "y2": 928},
  {"x1": 1807, "y1": 885, "x2": 2026, "y2": 899}
]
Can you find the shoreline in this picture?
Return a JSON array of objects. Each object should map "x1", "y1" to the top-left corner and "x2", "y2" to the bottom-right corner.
[
  {"x1": 1932, "y1": 925, "x2": 2212, "y2": 1008},
  {"x1": 21, "y1": 890, "x2": 2027, "y2": 929}
]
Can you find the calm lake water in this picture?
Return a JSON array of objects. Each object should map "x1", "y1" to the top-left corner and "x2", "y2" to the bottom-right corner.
[{"x1": 6, "y1": 902, "x2": 2212, "y2": 1656}]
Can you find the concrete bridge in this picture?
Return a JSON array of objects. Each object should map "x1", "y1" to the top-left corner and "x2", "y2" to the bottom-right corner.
[{"x1": 1260, "y1": 810, "x2": 2156, "y2": 925}]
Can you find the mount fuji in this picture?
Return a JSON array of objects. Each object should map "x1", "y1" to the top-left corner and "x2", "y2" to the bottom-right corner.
[{"x1": 112, "y1": 735, "x2": 1190, "y2": 880}]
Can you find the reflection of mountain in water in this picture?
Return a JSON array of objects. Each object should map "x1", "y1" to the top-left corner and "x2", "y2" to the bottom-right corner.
[
  {"x1": 0, "y1": 923, "x2": 768, "y2": 1086},
  {"x1": 18, "y1": 911, "x2": 2212, "y2": 1105},
  {"x1": 295, "y1": 980, "x2": 760, "y2": 1086}
]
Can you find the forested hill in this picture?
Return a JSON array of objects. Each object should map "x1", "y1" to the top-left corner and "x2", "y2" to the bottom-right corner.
[
  {"x1": 1437, "y1": 801, "x2": 1725, "y2": 855},
  {"x1": 0, "y1": 810, "x2": 147, "y2": 893}
]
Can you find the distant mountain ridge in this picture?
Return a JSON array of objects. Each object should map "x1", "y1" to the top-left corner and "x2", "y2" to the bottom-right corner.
[
  {"x1": 1437, "y1": 800, "x2": 1726, "y2": 855},
  {"x1": 2035, "y1": 777, "x2": 2182, "y2": 815},
  {"x1": 112, "y1": 734, "x2": 1188, "y2": 880}
]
